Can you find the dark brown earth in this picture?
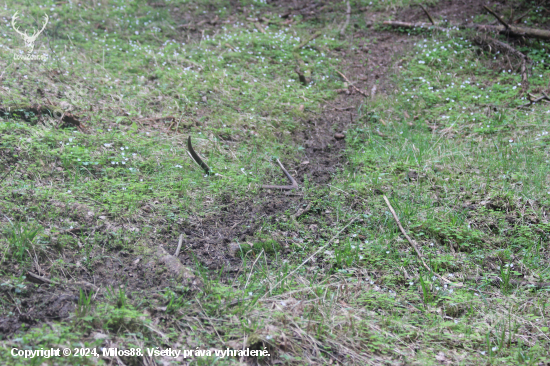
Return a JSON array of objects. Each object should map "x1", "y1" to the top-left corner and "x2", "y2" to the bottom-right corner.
[{"x1": 1, "y1": 0, "x2": 534, "y2": 340}]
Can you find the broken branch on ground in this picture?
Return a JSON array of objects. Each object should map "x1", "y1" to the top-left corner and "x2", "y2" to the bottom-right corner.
[
  {"x1": 336, "y1": 70, "x2": 368, "y2": 97},
  {"x1": 383, "y1": 20, "x2": 550, "y2": 40},
  {"x1": 261, "y1": 159, "x2": 299, "y2": 191}
]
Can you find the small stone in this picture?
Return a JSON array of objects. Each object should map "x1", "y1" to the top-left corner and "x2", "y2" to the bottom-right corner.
[
  {"x1": 93, "y1": 332, "x2": 109, "y2": 340},
  {"x1": 228, "y1": 242, "x2": 241, "y2": 257},
  {"x1": 334, "y1": 133, "x2": 345, "y2": 140}
]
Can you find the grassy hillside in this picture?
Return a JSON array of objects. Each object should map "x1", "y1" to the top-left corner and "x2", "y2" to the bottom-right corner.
[{"x1": 1, "y1": 0, "x2": 550, "y2": 365}]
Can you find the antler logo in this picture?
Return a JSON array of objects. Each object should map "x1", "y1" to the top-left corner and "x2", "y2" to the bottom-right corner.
[{"x1": 11, "y1": 11, "x2": 49, "y2": 54}]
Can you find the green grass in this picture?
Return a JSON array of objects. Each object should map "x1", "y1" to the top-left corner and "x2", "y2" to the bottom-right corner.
[{"x1": 2, "y1": 0, "x2": 550, "y2": 365}]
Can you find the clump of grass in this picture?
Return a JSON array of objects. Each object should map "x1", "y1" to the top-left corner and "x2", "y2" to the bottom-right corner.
[{"x1": 3, "y1": 221, "x2": 42, "y2": 263}]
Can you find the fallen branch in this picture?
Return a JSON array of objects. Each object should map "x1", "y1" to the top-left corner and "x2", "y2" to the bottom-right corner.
[
  {"x1": 261, "y1": 158, "x2": 299, "y2": 190},
  {"x1": 187, "y1": 136, "x2": 211, "y2": 175},
  {"x1": 26, "y1": 271, "x2": 99, "y2": 290},
  {"x1": 382, "y1": 20, "x2": 448, "y2": 32},
  {"x1": 483, "y1": 5, "x2": 510, "y2": 30},
  {"x1": 292, "y1": 202, "x2": 312, "y2": 220},
  {"x1": 472, "y1": 23, "x2": 550, "y2": 39},
  {"x1": 336, "y1": 70, "x2": 368, "y2": 97},
  {"x1": 225, "y1": 43, "x2": 237, "y2": 52},
  {"x1": 383, "y1": 20, "x2": 550, "y2": 40},
  {"x1": 174, "y1": 233, "x2": 185, "y2": 257},
  {"x1": 340, "y1": 1, "x2": 351, "y2": 36},
  {"x1": 473, "y1": 34, "x2": 529, "y2": 89},
  {"x1": 383, "y1": 20, "x2": 532, "y2": 90},
  {"x1": 512, "y1": 8, "x2": 532, "y2": 24},
  {"x1": 383, "y1": 195, "x2": 452, "y2": 285},
  {"x1": 518, "y1": 92, "x2": 550, "y2": 108},
  {"x1": 26, "y1": 271, "x2": 57, "y2": 285},
  {"x1": 293, "y1": 31, "x2": 321, "y2": 52},
  {"x1": 418, "y1": 4, "x2": 436, "y2": 25},
  {"x1": 326, "y1": 103, "x2": 353, "y2": 111},
  {"x1": 254, "y1": 22, "x2": 265, "y2": 33}
]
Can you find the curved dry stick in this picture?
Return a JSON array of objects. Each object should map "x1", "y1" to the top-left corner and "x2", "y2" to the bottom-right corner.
[
  {"x1": 336, "y1": 70, "x2": 368, "y2": 97},
  {"x1": 418, "y1": 4, "x2": 436, "y2": 25},
  {"x1": 187, "y1": 136, "x2": 211, "y2": 174},
  {"x1": 383, "y1": 195, "x2": 452, "y2": 285},
  {"x1": 261, "y1": 159, "x2": 299, "y2": 190},
  {"x1": 474, "y1": 34, "x2": 529, "y2": 89},
  {"x1": 339, "y1": 1, "x2": 351, "y2": 36},
  {"x1": 483, "y1": 5, "x2": 510, "y2": 30}
]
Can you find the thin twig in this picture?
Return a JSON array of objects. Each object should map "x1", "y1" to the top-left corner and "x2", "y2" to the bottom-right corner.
[
  {"x1": 517, "y1": 93, "x2": 550, "y2": 109},
  {"x1": 292, "y1": 202, "x2": 312, "y2": 220},
  {"x1": 26, "y1": 271, "x2": 57, "y2": 285},
  {"x1": 340, "y1": 1, "x2": 351, "y2": 36},
  {"x1": 244, "y1": 249, "x2": 264, "y2": 291},
  {"x1": 513, "y1": 8, "x2": 532, "y2": 24},
  {"x1": 261, "y1": 159, "x2": 299, "y2": 190},
  {"x1": 336, "y1": 70, "x2": 368, "y2": 97},
  {"x1": 254, "y1": 22, "x2": 265, "y2": 33},
  {"x1": 483, "y1": 5, "x2": 510, "y2": 30},
  {"x1": 195, "y1": 297, "x2": 224, "y2": 344},
  {"x1": 326, "y1": 103, "x2": 353, "y2": 111},
  {"x1": 293, "y1": 31, "x2": 321, "y2": 51},
  {"x1": 174, "y1": 233, "x2": 184, "y2": 257},
  {"x1": 54, "y1": 111, "x2": 66, "y2": 129},
  {"x1": 418, "y1": 4, "x2": 436, "y2": 25},
  {"x1": 474, "y1": 34, "x2": 529, "y2": 89},
  {"x1": 262, "y1": 214, "x2": 360, "y2": 298},
  {"x1": 382, "y1": 195, "x2": 452, "y2": 284},
  {"x1": 382, "y1": 20, "x2": 449, "y2": 32}
]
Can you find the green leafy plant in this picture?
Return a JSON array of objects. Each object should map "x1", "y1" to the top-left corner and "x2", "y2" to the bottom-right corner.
[
  {"x1": 4, "y1": 221, "x2": 41, "y2": 262},
  {"x1": 419, "y1": 273, "x2": 433, "y2": 307},
  {"x1": 76, "y1": 289, "x2": 93, "y2": 319}
]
